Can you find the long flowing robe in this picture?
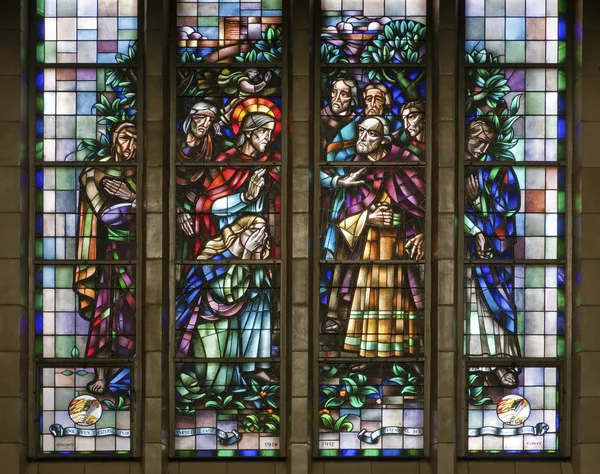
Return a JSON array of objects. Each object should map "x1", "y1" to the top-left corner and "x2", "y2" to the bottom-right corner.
[
  {"x1": 320, "y1": 105, "x2": 356, "y2": 152},
  {"x1": 176, "y1": 133, "x2": 216, "y2": 260},
  {"x1": 464, "y1": 160, "x2": 521, "y2": 359},
  {"x1": 74, "y1": 166, "x2": 136, "y2": 358},
  {"x1": 175, "y1": 249, "x2": 272, "y2": 393},
  {"x1": 176, "y1": 146, "x2": 281, "y2": 387},
  {"x1": 322, "y1": 146, "x2": 426, "y2": 357}
]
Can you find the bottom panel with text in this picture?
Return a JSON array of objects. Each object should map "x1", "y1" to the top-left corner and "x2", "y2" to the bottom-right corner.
[
  {"x1": 40, "y1": 366, "x2": 133, "y2": 455},
  {"x1": 467, "y1": 365, "x2": 559, "y2": 454},
  {"x1": 174, "y1": 362, "x2": 281, "y2": 457},
  {"x1": 318, "y1": 362, "x2": 424, "y2": 457}
]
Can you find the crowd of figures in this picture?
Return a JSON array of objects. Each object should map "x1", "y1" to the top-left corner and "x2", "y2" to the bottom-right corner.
[
  {"x1": 318, "y1": 75, "x2": 427, "y2": 371},
  {"x1": 174, "y1": 67, "x2": 282, "y2": 396},
  {"x1": 71, "y1": 73, "x2": 523, "y2": 397}
]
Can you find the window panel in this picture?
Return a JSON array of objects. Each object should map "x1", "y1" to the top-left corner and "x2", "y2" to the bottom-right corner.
[
  {"x1": 463, "y1": 1, "x2": 568, "y2": 457},
  {"x1": 318, "y1": 362, "x2": 424, "y2": 457},
  {"x1": 37, "y1": 0, "x2": 138, "y2": 64},
  {"x1": 174, "y1": 0, "x2": 286, "y2": 458},
  {"x1": 318, "y1": 0, "x2": 427, "y2": 458},
  {"x1": 465, "y1": 0, "x2": 567, "y2": 63},
  {"x1": 40, "y1": 366, "x2": 133, "y2": 455},
  {"x1": 35, "y1": 0, "x2": 139, "y2": 457},
  {"x1": 466, "y1": 366, "x2": 559, "y2": 454}
]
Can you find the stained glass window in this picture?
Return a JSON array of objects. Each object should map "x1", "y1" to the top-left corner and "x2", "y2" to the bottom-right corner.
[
  {"x1": 463, "y1": 0, "x2": 567, "y2": 456},
  {"x1": 35, "y1": 0, "x2": 138, "y2": 456},
  {"x1": 173, "y1": 0, "x2": 285, "y2": 458},
  {"x1": 318, "y1": 0, "x2": 427, "y2": 458}
]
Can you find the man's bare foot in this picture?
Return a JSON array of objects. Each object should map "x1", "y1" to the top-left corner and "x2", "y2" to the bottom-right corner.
[
  {"x1": 87, "y1": 378, "x2": 108, "y2": 394},
  {"x1": 493, "y1": 367, "x2": 518, "y2": 388}
]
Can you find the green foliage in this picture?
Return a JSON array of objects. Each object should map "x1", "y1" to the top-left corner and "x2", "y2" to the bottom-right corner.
[
  {"x1": 361, "y1": 20, "x2": 426, "y2": 65},
  {"x1": 243, "y1": 413, "x2": 280, "y2": 433},
  {"x1": 388, "y1": 364, "x2": 424, "y2": 396},
  {"x1": 466, "y1": 374, "x2": 494, "y2": 407},
  {"x1": 319, "y1": 412, "x2": 354, "y2": 432},
  {"x1": 175, "y1": 405, "x2": 196, "y2": 415},
  {"x1": 242, "y1": 378, "x2": 279, "y2": 409},
  {"x1": 102, "y1": 396, "x2": 129, "y2": 411},
  {"x1": 465, "y1": 49, "x2": 507, "y2": 111},
  {"x1": 177, "y1": 50, "x2": 205, "y2": 64},
  {"x1": 204, "y1": 394, "x2": 246, "y2": 410},
  {"x1": 321, "y1": 43, "x2": 349, "y2": 65},
  {"x1": 236, "y1": 26, "x2": 282, "y2": 72},
  {"x1": 76, "y1": 42, "x2": 137, "y2": 161},
  {"x1": 319, "y1": 372, "x2": 379, "y2": 409},
  {"x1": 476, "y1": 94, "x2": 523, "y2": 162}
]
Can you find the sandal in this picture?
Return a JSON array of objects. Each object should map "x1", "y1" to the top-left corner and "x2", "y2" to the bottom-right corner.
[{"x1": 323, "y1": 317, "x2": 345, "y2": 334}]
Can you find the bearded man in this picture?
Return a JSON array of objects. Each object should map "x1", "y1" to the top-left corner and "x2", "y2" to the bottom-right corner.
[
  {"x1": 398, "y1": 100, "x2": 426, "y2": 160},
  {"x1": 321, "y1": 77, "x2": 359, "y2": 151},
  {"x1": 320, "y1": 117, "x2": 426, "y2": 361}
]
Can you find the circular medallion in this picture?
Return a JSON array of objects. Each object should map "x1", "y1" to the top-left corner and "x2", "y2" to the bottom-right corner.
[
  {"x1": 68, "y1": 395, "x2": 103, "y2": 426},
  {"x1": 496, "y1": 394, "x2": 530, "y2": 426}
]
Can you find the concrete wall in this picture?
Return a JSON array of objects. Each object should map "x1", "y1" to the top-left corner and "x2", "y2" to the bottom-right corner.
[{"x1": 0, "y1": 0, "x2": 598, "y2": 473}]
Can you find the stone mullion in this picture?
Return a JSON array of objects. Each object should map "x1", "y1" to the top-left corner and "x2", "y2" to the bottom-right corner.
[
  {"x1": 142, "y1": 0, "x2": 170, "y2": 473},
  {"x1": 572, "y1": 2, "x2": 600, "y2": 474},
  {"x1": 0, "y1": 1, "x2": 29, "y2": 473},
  {"x1": 289, "y1": 0, "x2": 310, "y2": 473},
  {"x1": 430, "y1": 1, "x2": 458, "y2": 473}
]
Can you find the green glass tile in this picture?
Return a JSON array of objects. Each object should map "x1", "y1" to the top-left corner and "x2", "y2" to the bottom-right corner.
[
  {"x1": 525, "y1": 266, "x2": 544, "y2": 287},
  {"x1": 363, "y1": 449, "x2": 381, "y2": 456},
  {"x1": 558, "y1": 41, "x2": 566, "y2": 63},
  {"x1": 557, "y1": 337, "x2": 565, "y2": 357},
  {"x1": 37, "y1": 0, "x2": 44, "y2": 15},
  {"x1": 197, "y1": 17, "x2": 219, "y2": 27},
  {"x1": 56, "y1": 266, "x2": 73, "y2": 287},
  {"x1": 558, "y1": 190, "x2": 565, "y2": 212},
  {"x1": 56, "y1": 335, "x2": 76, "y2": 357},
  {"x1": 35, "y1": 292, "x2": 43, "y2": 311},
  {"x1": 558, "y1": 70, "x2": 567, "y2": 91},
  {"x1": 559, "y1": 0, "x2": 567, "y2": 15},
  {"x1": 558, "y1": 288, "x2": 565, "y2": 311},
  {"x1": 505, "y1": 41, "x2": 525, "y2": 63},
  {"x1": 557, "y1": 239, "x2": 565, "y2": 259},
  {"x1": 320, "y1": 449, "x2": 339, "y2": 456},
  {"x1": 216, "y1": 449, "x2": 236, "y2": 457},
  {"x1": 36, "y1": 43, "x2": 45, "y2": 63},
  {"x1": 45, "y1": 42, "x2": 56, "y2": 63},
  {"x1": 405, "y1": 449, "x2": 423, "y2": 456},
  {"x1": 174, "y1": 450, "x2": 195, "y2": 457},
  {"x1": 262, "y1": 0, "x2": 282, "y2": 9},
  {"x1": 36, "y1": 94, "x2": 44, "y2": 114},
  {"x1": 35, "y1": 338, "x2": 43, "y2": 357},
  {"x1": 35, "y1": 192, "x2": 43, "y2": 212},
  {"x1": 259, "y1": 450, "x2": 279, "y2": 456},
  {"x1": 118, "y1": 30, "x2": 137, "y2": 40},
  {"x1": 557, "y1": 140, "x2": 566, "y2": 161},
  {"x1": 36, "y1": 240, "x2": 43, "y2": 260}
]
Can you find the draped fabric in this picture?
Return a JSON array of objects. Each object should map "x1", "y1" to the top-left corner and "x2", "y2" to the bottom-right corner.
[
  {"x1": 74, "y1": 166, "x2": 136, "y2": 358},
  {"x1": 465, "y1": 160, "x2": 521, "y2": 358}
]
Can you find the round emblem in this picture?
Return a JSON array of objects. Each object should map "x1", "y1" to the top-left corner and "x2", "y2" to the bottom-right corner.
[
  {"x1": 68, "y1": 395, "x2": 103, "y2": 426},
  {"x1": 496, "y1": 394, "x2": 530, "y2": 426}
]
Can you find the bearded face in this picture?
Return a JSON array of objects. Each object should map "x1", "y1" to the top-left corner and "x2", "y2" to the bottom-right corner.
[
  {"x1": 364, "y1": 88, "x2": 386, "y2": 116},
  {"x1": 330, "y1": 80, "x2": 352, "y2": 115},
  {"x1": 248, "y1": 122, "x2": 276, "y2": 154},
  {"x1": 190, "y1": 113, "x2": 214, "y2": 140},
  {"x1": 401, "y1": 109, "x2": 425, "y2": 142},
  {"x1": 356, "y1": 118, "x2": 385, "y2": 155}
]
